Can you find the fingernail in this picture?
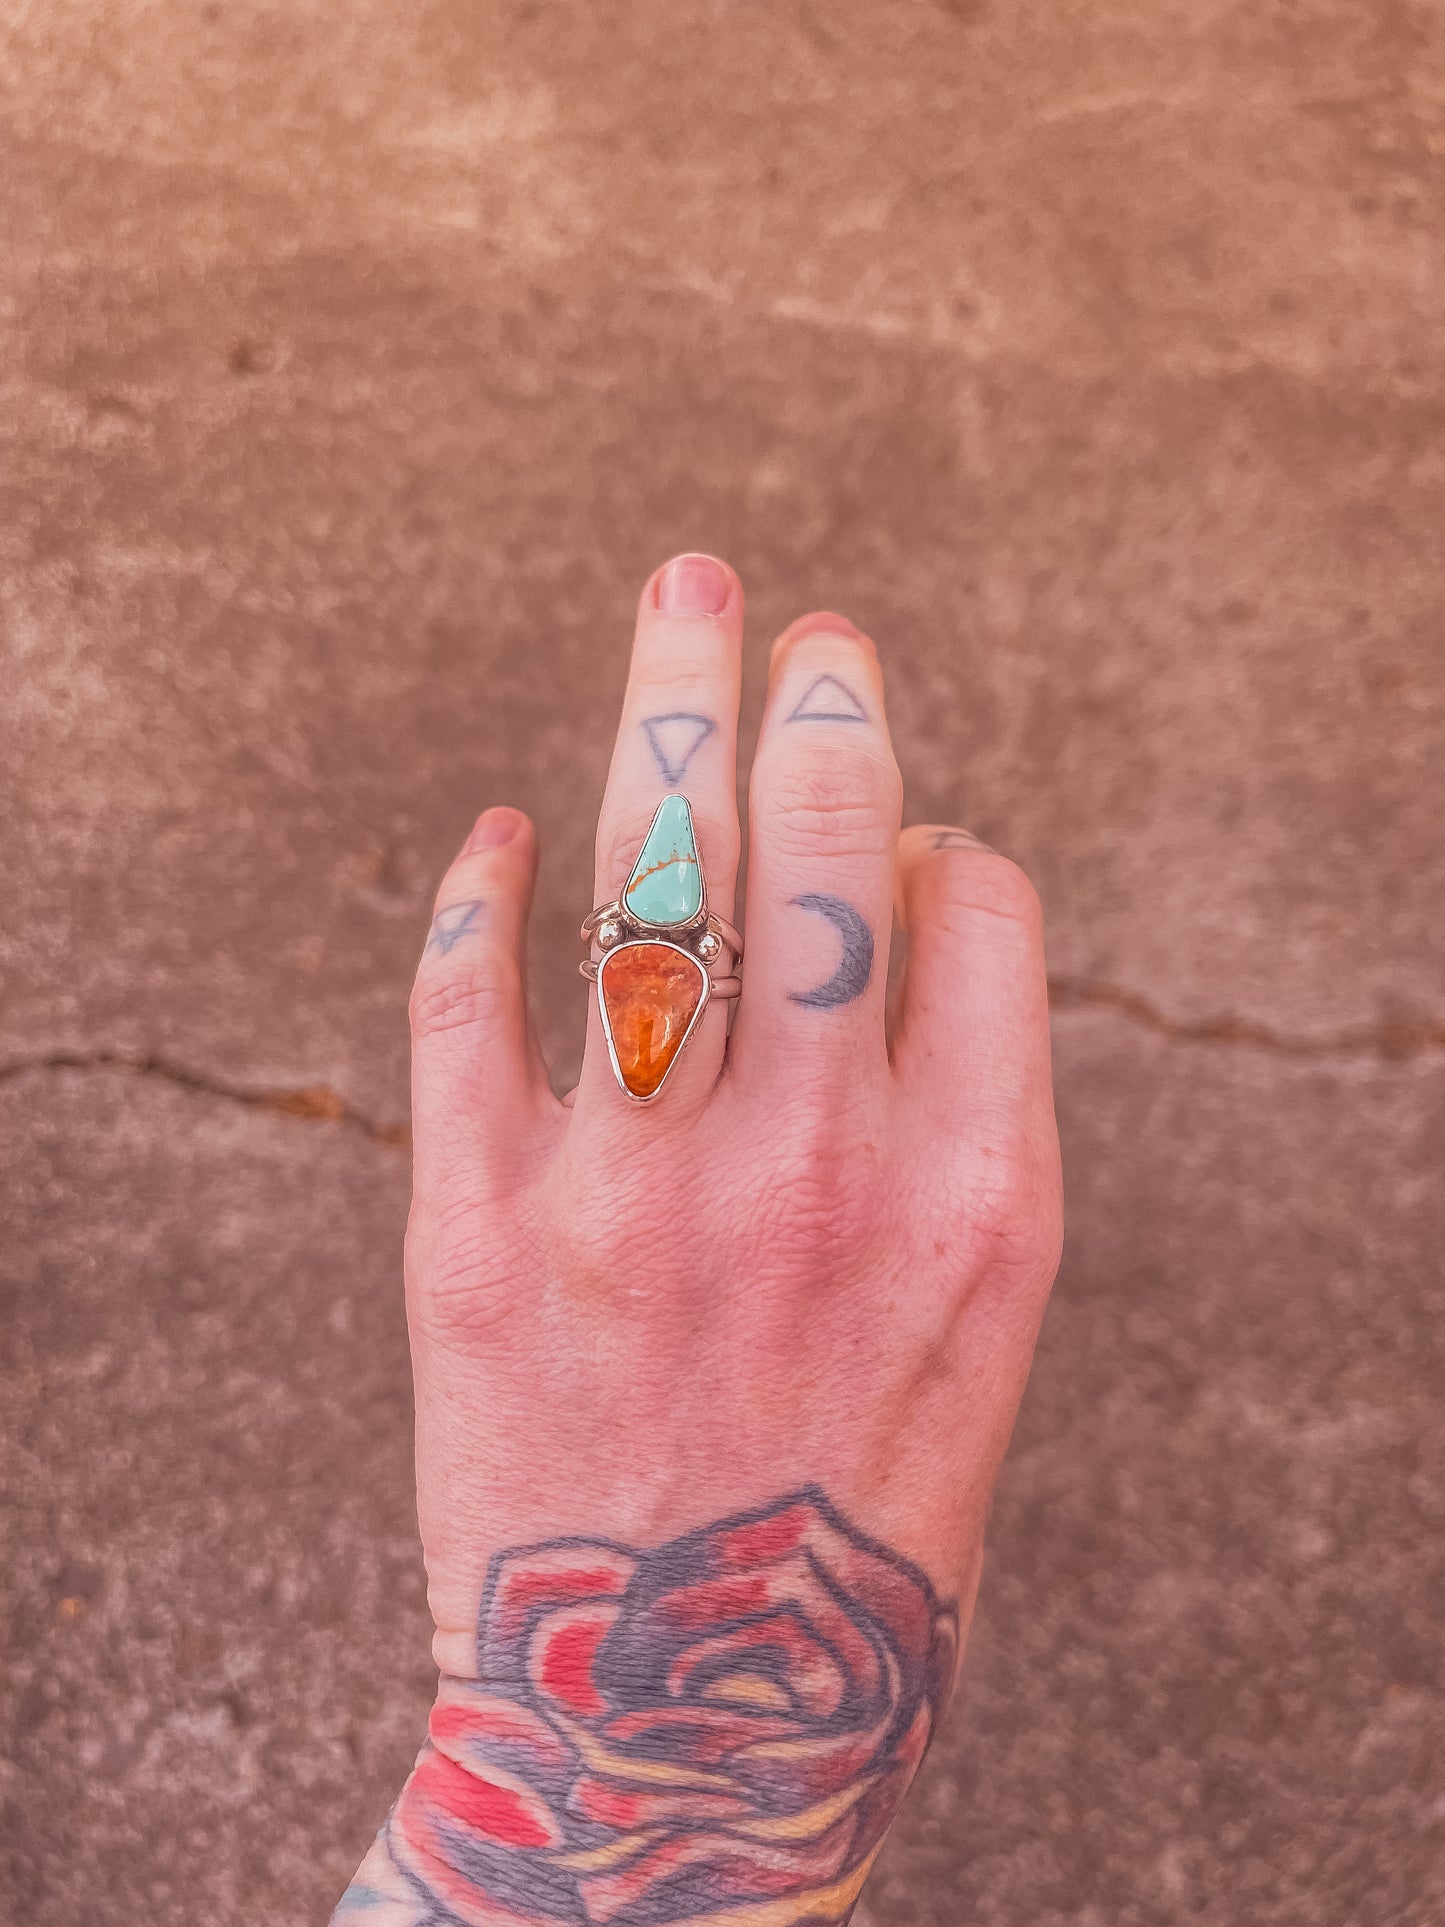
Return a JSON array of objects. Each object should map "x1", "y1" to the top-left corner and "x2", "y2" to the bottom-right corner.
[
  {"x1": 655, "y1": 553, "x2": 732, "y2": 617},
  {"x1": 467, "y1": 807, "x2": 524, "y2": 852},
  {"x1": 770, "y1": 611, "x2": 868, "y2": 677},
  {"x1": 784, "y1": 610, "x2": 862, "y2": 643},
  {"x1": 928, "y1": 828, "x2": 995, "y2": 855}
]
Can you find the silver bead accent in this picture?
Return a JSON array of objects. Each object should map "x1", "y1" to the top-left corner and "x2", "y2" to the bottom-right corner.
[
  {"x1": 696, "y1": 930, "x2": 723, "y2": 963},
  {"x1": 596, "y1": 918, "x2": 623, "y2": 950}
]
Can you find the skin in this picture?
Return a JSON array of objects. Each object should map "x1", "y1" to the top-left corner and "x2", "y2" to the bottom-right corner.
[{"x1": 333, "y1": 553, "x2": 1064, "y2": 1924}]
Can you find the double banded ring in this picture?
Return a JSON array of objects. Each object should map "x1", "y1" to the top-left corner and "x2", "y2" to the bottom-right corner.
[{"x1": 580, "y1": 794, "x2": 742, "y2": 1101}]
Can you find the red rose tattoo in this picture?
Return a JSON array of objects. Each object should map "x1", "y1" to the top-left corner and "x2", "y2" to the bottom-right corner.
[{"x1": 379, "y1": 1491, "x2": 958, "y2": 1926}]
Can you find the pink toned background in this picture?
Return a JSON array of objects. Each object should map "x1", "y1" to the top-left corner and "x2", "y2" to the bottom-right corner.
[{"x1": 3, "y1": 4, "x2": 1443, "y2": 1923}]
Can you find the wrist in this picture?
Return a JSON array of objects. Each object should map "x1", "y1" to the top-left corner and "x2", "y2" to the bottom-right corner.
[{"x1": 345, "y1": 1488, "x2": 960, "y2": 1926}]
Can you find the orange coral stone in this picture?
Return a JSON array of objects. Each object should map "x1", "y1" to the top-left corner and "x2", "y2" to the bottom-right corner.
[{"x1": 599, "y1": 942, "x2": 706, "y2": 1098}]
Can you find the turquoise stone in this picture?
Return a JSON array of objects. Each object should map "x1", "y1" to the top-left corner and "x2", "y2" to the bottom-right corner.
[{"x1": 624, "y1": 794, "x2": 703, "y2": 928}]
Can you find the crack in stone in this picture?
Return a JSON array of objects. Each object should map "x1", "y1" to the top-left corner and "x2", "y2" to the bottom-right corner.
[
  {"x1": 1047, "y1": 978, "x2": 1445, "y2": 1061},
  {"x1": 1, "y1": 982, "x2": 1440, "y2": 1138},
  {"x1": 0, "y1": 1049, "x2": 412, "y2": 1149}
]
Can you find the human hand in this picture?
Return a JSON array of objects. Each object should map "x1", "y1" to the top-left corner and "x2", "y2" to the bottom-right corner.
[{"x1": 332, "y1": 553, "x2": 1063, "y2": 1926}]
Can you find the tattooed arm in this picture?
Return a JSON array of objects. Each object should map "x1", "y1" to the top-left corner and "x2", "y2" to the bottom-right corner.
[
  {"x1": 338, "y1": 1494, "x2": 955, "y2": 1925},
  {"x1": 331, "y1": 559, "x2": 1061, "y2": 1925}
]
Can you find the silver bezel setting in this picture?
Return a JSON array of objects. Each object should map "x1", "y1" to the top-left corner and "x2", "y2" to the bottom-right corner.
[
  {"x1": 595, "y1": 938, "x2": 712, "y2": 1104},
  {"x1": 579, "y1": 793, "x2": 744, "y2": 1100},
  {"x1": 621, "y1": 794, "x2": 708, "y2": 936}
]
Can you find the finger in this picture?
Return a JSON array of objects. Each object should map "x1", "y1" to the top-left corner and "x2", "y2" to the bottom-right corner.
[
  {"x1": 570, "y1": 553, "x2": 744, "y2": 1118},
  {"x1": 728, "y1": 612, "x2": 901, "y2": 1100},
  {"x1": 409, "y1": 808, "x2": 558, "y2": 1191},
  {"x1": 892, "y1": 824, "x2": 1053, "y2": 1134}
]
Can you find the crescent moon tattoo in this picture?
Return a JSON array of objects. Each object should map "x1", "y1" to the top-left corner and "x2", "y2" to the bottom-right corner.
[{"x1": 788, "y1": 892, "x2": 875, "y2": 1008}]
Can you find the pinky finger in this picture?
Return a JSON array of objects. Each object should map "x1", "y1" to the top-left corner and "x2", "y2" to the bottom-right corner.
[
  {"x1": 408, "y1": 808, "x2": 559, "y2": 1192},
  {"x1": 892, "y1": 825, "x2": 1054, "y2": 1135}
]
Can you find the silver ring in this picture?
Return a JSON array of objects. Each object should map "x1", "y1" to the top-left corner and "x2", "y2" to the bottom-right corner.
[{"x1": 580, "y1": 794, "x2": 742, "y2": 1101}]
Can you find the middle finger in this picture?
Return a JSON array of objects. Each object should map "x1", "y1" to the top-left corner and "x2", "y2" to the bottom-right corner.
[{"x1": 570, "y1": 552, "x2": 744, "y2": 1119}]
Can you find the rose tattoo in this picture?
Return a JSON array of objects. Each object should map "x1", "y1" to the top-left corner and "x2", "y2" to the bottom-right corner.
[{"x1": 382, "y1": 1490, "x2": 959, "y2": 1926}]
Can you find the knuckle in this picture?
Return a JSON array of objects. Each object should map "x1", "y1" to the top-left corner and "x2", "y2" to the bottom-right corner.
[
  {"x1": 406, "y1": 1189, "x2": 545, "y2": 1344},
  {"x1": 963, "y1": 1132, "x2": 1064, "y2": 1284},
  {"x1": 411, "y1": 1217, "x2": 502, "y2": 1298},
  {"x1": 759, "y1": 746, "x2": 901, "y2": 862},
  {"x1": 745, "y1": 1116, "x2": 891, "y2": 1279},
  {"x1": 408, "y1": 964, "x2": 510, "y2": 1044},
  {"x1": 408, "y1": 1238, "x2": 525, "y2": 1344}
]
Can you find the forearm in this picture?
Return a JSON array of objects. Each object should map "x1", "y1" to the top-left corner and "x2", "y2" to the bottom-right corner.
[
  {"x1": 330, "y1": 1489, "x2": 959, "y2": 1927},
  {"x1": 331, "y1": 1825, "x2": 418, "y2": 1924}
]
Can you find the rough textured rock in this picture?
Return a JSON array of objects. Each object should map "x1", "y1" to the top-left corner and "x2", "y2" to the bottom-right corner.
[{"x1": 2, "y1": 2, "x2": 1442, "y2": 1923}]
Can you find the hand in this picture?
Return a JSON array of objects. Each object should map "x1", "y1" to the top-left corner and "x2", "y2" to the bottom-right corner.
[{"x1": 332, "y1": 553, "x2": 1063, "y2": 1926}]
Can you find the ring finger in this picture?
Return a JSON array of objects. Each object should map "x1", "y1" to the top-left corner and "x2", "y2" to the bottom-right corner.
[
  {"x1": 570, "y1": 553, "x2": 744, "y2": 1119},
  {"x1": 728, "y1": 611, "x2": 901, "y2": 1102}
]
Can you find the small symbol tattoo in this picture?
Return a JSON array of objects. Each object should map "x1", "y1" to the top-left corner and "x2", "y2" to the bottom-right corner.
[
  {"x1": 929, "y1": 829, "x2": 993, "y2": 852},
  {"x1": 787, "y1": 674, "x2": 869, "y2": 725},
  {"x1": 640, "y1": 711, "x2": 716, "y2": 784},
  {"x1": 425, "y1": 901, "x2": 485, "y2": 956},
  {"x1": 788, "y1": 893, "x2": 875, "y2": 1008}
]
